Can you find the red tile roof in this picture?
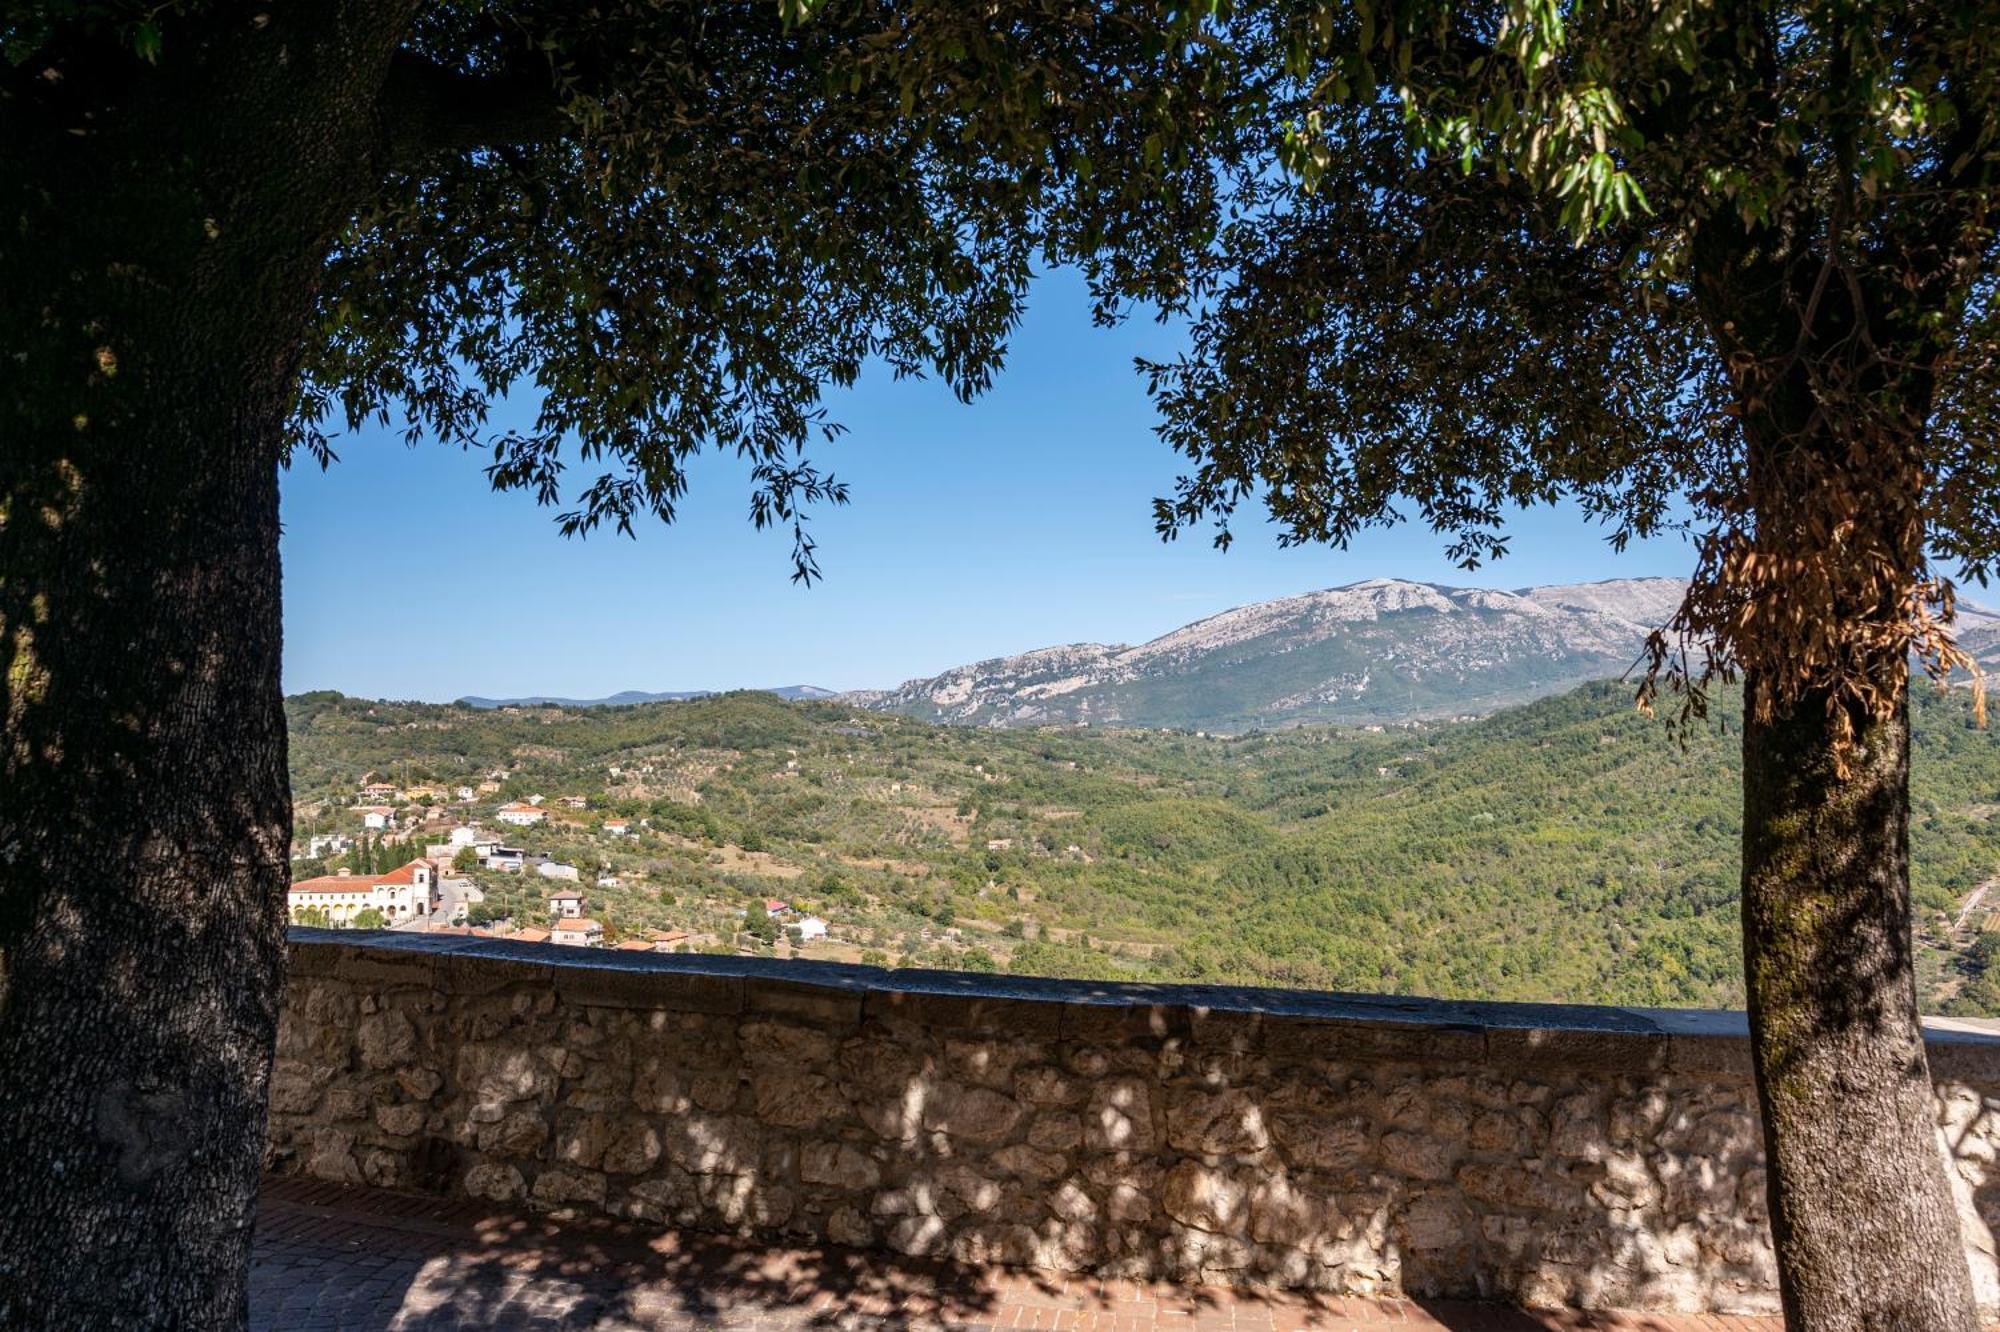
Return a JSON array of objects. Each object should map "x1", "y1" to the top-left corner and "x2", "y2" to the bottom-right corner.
[
  {"x1": 373, "y1": 859, "x2": 435, "y2": 886},
  {"x1": 290, "y1": 874, "x2": 371, "y2": 894}
]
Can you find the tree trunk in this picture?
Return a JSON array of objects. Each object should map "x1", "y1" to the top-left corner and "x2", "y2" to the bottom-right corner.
[
  {"x1": 0, "y1": 7, "x2": 410, "y2": 1325},
  {"x1": 1742, "y1": 674, "x2": 1980, "y2": 1331}
]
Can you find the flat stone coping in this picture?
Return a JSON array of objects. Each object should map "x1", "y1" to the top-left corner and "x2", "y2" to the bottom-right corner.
[{"x1": 286, "y1": 928, "x2": 2000, "y2": 1082}]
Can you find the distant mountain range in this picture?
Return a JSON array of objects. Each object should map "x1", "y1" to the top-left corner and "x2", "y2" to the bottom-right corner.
[
  {"x1": 458, "y1": 686, "x2": 838, "y2": 710},
  {"x1": 838, "y1": 577, "x2": 1684, "y2": 732},
  {"x1": 457, "y1": 575, "x2": 2000, "y2": 731}
]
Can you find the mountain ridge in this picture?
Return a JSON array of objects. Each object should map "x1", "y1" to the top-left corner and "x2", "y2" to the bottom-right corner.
[
  {"x1": 453, "y1": 575, "x2": 2000, "y2": 729},
  {"x1": 842, "y1": 575, "x2": 1997, "y2": 732}
]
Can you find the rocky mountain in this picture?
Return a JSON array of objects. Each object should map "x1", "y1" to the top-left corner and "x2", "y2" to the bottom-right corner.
[
  {"x1": 845, "y1": 577, "x2": 1699, "y2": 731},
  {"x1": 459, "y1": 685, "x2": 837, "y2": 710},
  {"x1": 855, "y1": 576, "x2": 2000, "y2": 732}
]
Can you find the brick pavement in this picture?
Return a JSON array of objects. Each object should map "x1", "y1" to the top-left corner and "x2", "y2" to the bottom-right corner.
[{"x1": 251, "y1": 1177, "x2": 1781, "y2": 1332}]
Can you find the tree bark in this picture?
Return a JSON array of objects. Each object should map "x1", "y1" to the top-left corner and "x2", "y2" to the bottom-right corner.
[
  {"x1": 0, "y1": 6, "x2": 413, "y2": 1326},
  {"x1": 1742, "y1": 675, "x2": 1980, "y2": 1331}
]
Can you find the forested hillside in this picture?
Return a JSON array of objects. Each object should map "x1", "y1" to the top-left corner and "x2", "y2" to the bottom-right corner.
[{"x1": 287, "y1": 681, "x2": 2000, "y2": 1013}]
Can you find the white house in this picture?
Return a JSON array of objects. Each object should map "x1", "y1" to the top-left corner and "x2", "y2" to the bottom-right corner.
[
  {"x1": 550, "y1": 917, "x2": 604, "y2": 947},
  {"x1": 370, "y1": 858, "x2": 442, "y2": 921},
  {"x1": 447, "y1": 825, "x2": 481, "y2": 848},
  {"x1": 560, "y1": 795, "x2": 588, "y2": 809},
  {"x1": 602, "y1": 817, "x2": 630, "y2": 836},
  {"x1": 356, "y1": 805, "x2": 395, "y2": 830},
  {"x1": 547, "y1": 890, "x2": 586, "y2": 918},
  {"x1": 483, "y1": 846, "x2": 527, "y2": 872},
  {"x1": 537, "y1": 861, "x2": 580, "y2": 883},
  {"x1": 496, "y1": 802, "x2": 545, "y2": 827},
  {"x1": 793, "y1": 916, "x2": 829, "y2": 943},
  {"x1": 287, "y1": 859, "x2": 440, "y2": 927},
  {"x1": 286, "y1": 869, "x2": 374, "y2": 925}
]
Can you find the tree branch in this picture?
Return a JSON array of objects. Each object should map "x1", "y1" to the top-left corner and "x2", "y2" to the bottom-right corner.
[{"x1": 380, "y1": 53, "x2": 570, "y2": 169}]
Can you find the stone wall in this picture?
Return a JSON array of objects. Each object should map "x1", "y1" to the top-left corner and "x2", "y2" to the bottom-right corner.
[{"x1": 269, "y1": 932, "x2": 2000, "y2": 1314}]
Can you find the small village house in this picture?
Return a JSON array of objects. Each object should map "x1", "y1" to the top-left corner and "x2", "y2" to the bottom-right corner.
[
  {"x1": 550, "y1": 917, "x2": 604, "y2": 947},
  {"x1": 547, "y1": 891, "x2": 585, "y2": 918},
  {"x1": 496, "y1": 802, "x2": 546, "y2": 827},
  {"x1": 482, "y1": 846, "x2": 527, "y2": 872}
]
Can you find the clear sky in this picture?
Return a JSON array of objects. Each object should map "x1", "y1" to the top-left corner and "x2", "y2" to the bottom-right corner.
[{"x1": 279, "y1": 269, "x2": 1697, "y2": 701}]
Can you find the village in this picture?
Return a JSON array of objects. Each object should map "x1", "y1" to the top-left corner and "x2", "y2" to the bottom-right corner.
[{"x1": 288, "y1": 772, "x2": 831, "y2": 955}]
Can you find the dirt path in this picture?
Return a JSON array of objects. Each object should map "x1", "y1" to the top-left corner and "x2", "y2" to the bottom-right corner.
[{"x1": 1955, "y1": 874, "x2": 2000, "y2": 936}]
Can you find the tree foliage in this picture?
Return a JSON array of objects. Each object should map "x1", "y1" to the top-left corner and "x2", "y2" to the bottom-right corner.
[
  {"x1": 1122, "y1": 0, "x2": 2000, "y2": 741},
  {"x1": 275, "y1": 0, "x2": 1219, "y2": 575}
]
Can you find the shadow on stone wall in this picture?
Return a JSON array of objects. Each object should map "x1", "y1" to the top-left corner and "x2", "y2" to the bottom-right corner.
[{"x1": 265, "y1": 932, "x2": 2000, "y2": 1316}]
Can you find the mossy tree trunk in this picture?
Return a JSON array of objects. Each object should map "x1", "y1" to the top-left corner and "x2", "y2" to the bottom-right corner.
[{"x1": 0, "y1": 6, "x2": 413, "y2": 1326}]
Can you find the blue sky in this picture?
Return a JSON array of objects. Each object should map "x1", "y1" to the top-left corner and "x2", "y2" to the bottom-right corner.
[{"x1": 280, "y1": 270, "x2": 1696, "y2": 701}]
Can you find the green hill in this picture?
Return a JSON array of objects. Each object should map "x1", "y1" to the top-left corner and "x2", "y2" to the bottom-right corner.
[{"x1": 285, "y1": 681, "x2": 2000, "y2": 1014}]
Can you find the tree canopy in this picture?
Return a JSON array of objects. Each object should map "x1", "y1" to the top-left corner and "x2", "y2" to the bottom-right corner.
[
  {"x1": 1127, "y1": 0, "x2": 1999, "y2": 737},
  {"x1": 271, "y1": 0, "x2": 1227, "y2": 571}
]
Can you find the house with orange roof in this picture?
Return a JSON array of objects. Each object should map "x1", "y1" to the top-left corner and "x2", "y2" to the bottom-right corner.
[
  {"x1": 496, "y1": 802, "x2": 546, "y2": 827},
  {"x1": 287, "y1": 858, "x2": 440, "y2": 927},
  {"x1": 550, "y1": 918, "x2": 604, "y2": 948}
]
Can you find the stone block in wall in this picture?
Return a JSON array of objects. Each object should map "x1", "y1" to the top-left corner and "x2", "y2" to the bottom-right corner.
[
  {"x1": 800, "y1": 1141, "x2": 881, "y2": 1191},
  {"x1": 752, "y1": 1069, "x2": 847, "y2": 1128},
  {"x1": 1084, "y1": 1077, "x2": 1155, "y2": 1152},
  {"x1": 921, "y1": 1085, "x2": 1023, "y2": 1144},
  {"x1": 1166, "y1": 1087, "x2": 1269, "y2": 1156}
]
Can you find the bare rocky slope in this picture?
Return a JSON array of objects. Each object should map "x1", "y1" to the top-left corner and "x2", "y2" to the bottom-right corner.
[{"x1": 844, "y1": 577, "x2": 1698, "y2": 731}]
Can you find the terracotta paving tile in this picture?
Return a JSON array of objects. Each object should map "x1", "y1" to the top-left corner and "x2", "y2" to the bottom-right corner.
[{"x1": 248, "y1": 1178, "x2": 1828, "y2": 1332}]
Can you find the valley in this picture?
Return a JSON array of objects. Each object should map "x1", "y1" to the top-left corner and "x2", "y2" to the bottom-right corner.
[{"x1": 289, "y1": 678, "x2": 2000, "y2": 1015}]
